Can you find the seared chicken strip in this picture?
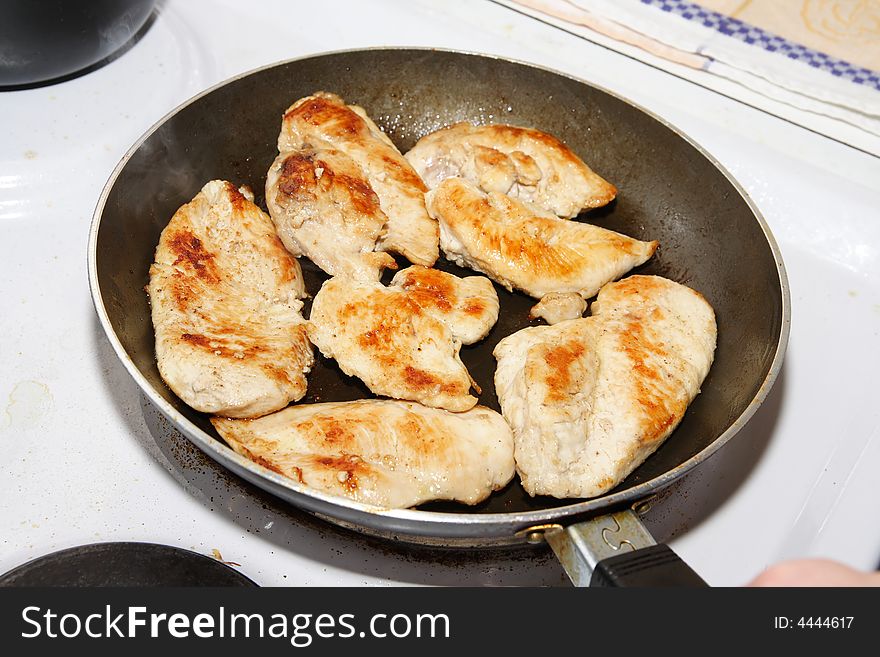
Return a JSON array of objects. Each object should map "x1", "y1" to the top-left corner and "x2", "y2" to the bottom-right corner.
[
  {"x1": 265, "y1": 147, "x2": 397, "y2": 281},
  {"x1": 494, "y1": 276, "x2": 716, "y2": 498},
  {"x1": 279, "y1": 92, "x2": 438, "y2": 266},
  {"x1": 405, "y1": 122, "x2": 617, "y2": 217},
  {"x1": 529, "y1": 292, "x2": 587, "y2": 325},
  {"x1": 212, "y1": 400, "x2": 515, "y2": 508},
  {"x1": 427, "y1": 178, "x2": 657, "y2": 300},
  {"x1": 148, "y1": 181, "x2": 313, "y2": 418},
  {"x1": 308, "y1": 269, "x2": 499, "y2": 412}
]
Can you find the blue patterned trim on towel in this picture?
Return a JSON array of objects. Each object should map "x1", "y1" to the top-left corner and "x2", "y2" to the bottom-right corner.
[{"x1": 640, "y1": 0, "x2": 880, "y2": 91}]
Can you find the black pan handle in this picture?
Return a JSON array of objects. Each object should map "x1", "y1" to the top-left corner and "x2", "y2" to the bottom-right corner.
[
  {"x1": 590, "y1": 544, "x2": 706, "y2": 586},
  {"x1": 542, "y1": 509, "x2": 708, "y2": 587}
]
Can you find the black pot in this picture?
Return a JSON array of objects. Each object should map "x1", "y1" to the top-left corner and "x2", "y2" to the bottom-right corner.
[{"x1": 0, "y1": 0, "x2": 157, "y2": 87}]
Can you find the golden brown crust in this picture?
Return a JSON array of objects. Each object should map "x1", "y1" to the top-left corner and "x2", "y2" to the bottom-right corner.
[
  {"x1": 266, "y1": 147, "x2": 397, "y2": 281},
  {"x1": 493, "y1": 275, "x2": 717, "y2": 499},
  {"x1": 428, "y1": 178, "x2": 657, "y2": 299},
  {"x1": 620, "y1": 319, "x2": 685, "y2": 443},
  {"x1": 277, "y1": 151, "x2": 318, "y2": 196},
  {"x1": 168, "y1": 231, "x2": 220, "y2": 282},
  {"x1": 284, "y1": 94, "x2": 429, "y2": 193},
  {"x1": 279, "y1": 92, "x2": 438, "y2": 266},
  {"x1": 149, "y1": 180, "x2": 312, "y2": 418},
  {"x1": 210, "y1": 400, "x2": 516, "y2": 508},
  {"x1": 538, "y1": 340, "x2": 587, "y2": 404},
  {"x1": 277, "y1": 150, "x2": 383, "y2": 217},
  {"x1": 394, "y1": 266, "x2": 457, "y2": 312},
  {"x1": 309, "y1": 280, "x2": 475, "y2": 411},
  {"x1": 462, "y1": 299, "x2": 487, "y2": 316},
  {"x1": 283, "y1": 93, "x2": 364, "y2": 140},
  {"x1": 389, "y1": 265, "x2": 500, "y2": 345},
  {"x1": 308, "y1": 269, "x2": 499, "y2": 412},
  {"x1": 310, "y1": 454, "x2": 369, "y2": 494},
  {"x1": 596, "y1": 276, "x2": 707, "y2": 445}
]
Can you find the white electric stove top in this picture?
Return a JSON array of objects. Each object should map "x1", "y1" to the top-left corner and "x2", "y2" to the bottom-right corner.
[{"x1": 2, "y1": 0, "x2": 879, "y2": 586}]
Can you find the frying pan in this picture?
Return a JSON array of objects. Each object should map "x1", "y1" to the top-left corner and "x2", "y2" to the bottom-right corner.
[{"x1": 88, "y1": 48, "x2": 789, "y2": 586}]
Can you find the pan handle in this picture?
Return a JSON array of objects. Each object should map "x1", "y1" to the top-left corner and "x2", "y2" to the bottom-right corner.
[{"x1": 542, "y1": 509, "x2": 707, "y2": 587}]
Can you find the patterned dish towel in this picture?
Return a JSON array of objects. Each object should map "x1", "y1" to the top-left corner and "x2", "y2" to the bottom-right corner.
[{"x1": 500, "y1": 0, "x2": 880, "y2": 156}]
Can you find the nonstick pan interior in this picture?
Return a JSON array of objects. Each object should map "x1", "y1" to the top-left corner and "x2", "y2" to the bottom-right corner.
[{"x1": 93, "y1": 49, "x2": 786, "y2": 525}]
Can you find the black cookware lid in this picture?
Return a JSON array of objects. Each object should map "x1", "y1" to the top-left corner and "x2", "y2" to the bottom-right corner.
[{"x1": 0, "y1": 542, "x2": 257, "y2": 587}]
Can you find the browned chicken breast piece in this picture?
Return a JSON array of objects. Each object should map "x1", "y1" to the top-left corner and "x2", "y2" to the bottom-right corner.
[
  {"x1": 148, "y1": 180, "x2": 313, "y2": 418},
  {"x1": 307, "y1": 268, "x2": 499, "y2": 412},
  {"x1": 426, "y1": 178, "x2": 657, "y2": 300},
  {"x1": 389, "y1": 265, "x2": 500, "y2": 345},
  {"x1": 211, "y1": 400, "x2": 515, "y2": 508},
  {"x1": 405, "y1": 122, "x2": 617, "y2": 217},
  {"x1": 265, "y1": 147, "x2": 397, "y2": 281},
  {"x1": 494, "y1": 276, "x2": 717, "y2": 499},
  {"x1": 278, "y1": 92, "x2": 439, "y2": 266}
]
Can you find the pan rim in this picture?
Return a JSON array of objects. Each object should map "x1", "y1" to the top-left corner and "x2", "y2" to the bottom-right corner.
[{"x1": 87, "y1": 46, "x2": 791, "y2": 537}]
